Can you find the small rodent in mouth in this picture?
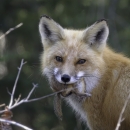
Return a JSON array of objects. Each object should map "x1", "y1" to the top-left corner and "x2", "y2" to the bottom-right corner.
[
  {"x1": 53, "y1": 78, "x2": 91, "y2": 120},
  {"x1": 60, "y1": 78, "x2": 91, "y2": 98}
]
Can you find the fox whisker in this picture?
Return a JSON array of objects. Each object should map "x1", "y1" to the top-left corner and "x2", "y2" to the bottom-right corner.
[{"x1": 76, "y1": 74, "x2": 100, "y2": 80}]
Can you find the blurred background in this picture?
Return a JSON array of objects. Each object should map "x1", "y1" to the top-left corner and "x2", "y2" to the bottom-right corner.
[{"x1": 0, "y1": 0, "x2": 130, "y2": 130}]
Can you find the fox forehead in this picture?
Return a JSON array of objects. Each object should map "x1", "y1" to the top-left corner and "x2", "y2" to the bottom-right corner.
[
  {"x1": 48, "y1": 39, "x2": 90, "y2": 61},
  {"x1": 49, "y1": 29, "x2": 90, "y2": 56}
]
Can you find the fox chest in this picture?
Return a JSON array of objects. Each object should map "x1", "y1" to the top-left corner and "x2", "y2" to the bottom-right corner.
[{"x1": 65, "y1": 90, "x2": 107, "y2": 130}]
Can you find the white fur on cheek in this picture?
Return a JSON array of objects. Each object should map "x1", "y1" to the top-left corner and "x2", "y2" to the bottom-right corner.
[
  {"x1": 76, "y1": 71, "x2": 85, "y2": 93},
  {"x1": 77, "y1": 71, "x2": 84, "y2": 78},
  {"x1": 54, "y1": 68, "x2": 59, "y2": 75},
  {"x1": 56, "y1": 74, "x2": 62, "y2": 83},
  {"x1": 85, "y1": 70, "x2": 100, "y2": 93},
  {"x1": 77, "y1": 80, "x2": 85, "y2": 93},
  {"x1": 54, "y1": 68, "x2": 63, "y2": 83}
]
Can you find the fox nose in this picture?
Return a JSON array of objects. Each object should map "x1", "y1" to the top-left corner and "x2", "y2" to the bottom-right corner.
[{"x1": 61, "y1": 74, "x2": 70, "y2": 83}]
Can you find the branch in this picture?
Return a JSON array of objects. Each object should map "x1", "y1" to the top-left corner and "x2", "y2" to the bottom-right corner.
[
  {"x1": 0, "y1": 86, "x2": 67, "y2": 113},
  {"x1": 26, "y1": 83, "x2": 38, "y2": 100},
  {"x1": 0, "y1": 104, "x2": 5, "y2": 108},
  {"x1": 0, "y1": 83, "x2": 91, "y2": 114},
  {"x1": 8, "y1": 59, "x2": 27, "y2": 107},
  {"x1": 0, "y1": 23, "x2": 23, "y2": 40},
  {"x1": 115, "y1": 93, "x2": 130, "y2": 130},
  {"x1": 14, "y1": 94, "x2": 21, "y2": 104},
  {"x1": 0, "y1": 118, "x2": 33, "y2": 130}
]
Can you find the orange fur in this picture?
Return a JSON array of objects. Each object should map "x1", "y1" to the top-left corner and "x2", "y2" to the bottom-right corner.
[{"x1": 39, "y1": 16, "x2": 130, "y2": 130}]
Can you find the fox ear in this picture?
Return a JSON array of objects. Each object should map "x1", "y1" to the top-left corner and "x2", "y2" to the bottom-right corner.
[
  {"x1": 83, "y1": 19, "x2": 109, "y2": 52},
  {"x1": 39, "y1": 15, "x2": 64, "y2": 46}
]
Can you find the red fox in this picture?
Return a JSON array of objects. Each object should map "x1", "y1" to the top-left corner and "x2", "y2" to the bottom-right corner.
[{"x1": 39, "y1": 15, "x2": 130, "y2": 130}]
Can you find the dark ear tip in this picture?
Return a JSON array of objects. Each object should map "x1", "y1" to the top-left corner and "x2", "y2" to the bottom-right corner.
[
  {"x1": 96, "y1": 19, "x2": 108, "y2": 24},
  {"x1": 40, "y1": 15, "x2": 52, "y2": 20}
]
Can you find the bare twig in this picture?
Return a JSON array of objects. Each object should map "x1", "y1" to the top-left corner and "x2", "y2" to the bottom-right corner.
[
  {"x1": 26, "y1": 83, "x2": 38, "y2": 100},
  {"x1": 0, "y1": 104, "x2": 5, "y2": 108},
  {"x1": 0, "y1": 23, "x2": 23, "y2": 40},
  {"x1": 14, "y1": 94, "x2": 21, "y2": 104},
  {"x1": 0, "y1": 118, "x2": 33, "y2": 130},
  {"x1": 6, "y1": 87, "x2": 12, "y2": 96},
  {"x1": 26, "y1": 87, "x2": 82, "y2": 103},
  {"x1": 9, "y1": 59, "x2": 27, "y2": 107},
  {"x1": 115, "y1": 93, "x2": 130, "y2": 130}
]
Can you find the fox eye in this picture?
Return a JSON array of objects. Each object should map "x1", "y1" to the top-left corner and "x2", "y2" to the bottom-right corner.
[
  {"x1": 55, "y1": 56, "x2": 63, "y2": 62},
  {"x1": 77, "y1": 59, "x2": 86, "y2": 64}
]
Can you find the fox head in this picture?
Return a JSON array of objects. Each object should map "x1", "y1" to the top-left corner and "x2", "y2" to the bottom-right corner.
[{"x1": 39, "y1": 15, "x2": 109, "y2": 89}]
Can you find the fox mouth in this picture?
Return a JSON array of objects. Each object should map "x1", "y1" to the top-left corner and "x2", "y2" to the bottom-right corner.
[
  {"x1": 53, "y1": 68, "x2": 87, "y2": 96},
  {"x1": 60, "y1": 84, "x2": 75, "y2": 97},
  {"x1": 51, "y1": 79, "x2": 76, "y2": 97}
]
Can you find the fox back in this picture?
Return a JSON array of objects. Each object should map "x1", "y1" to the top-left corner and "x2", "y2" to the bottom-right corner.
[{"x1": 39, "y1": 15, "x2": 130, "y2": 130}]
